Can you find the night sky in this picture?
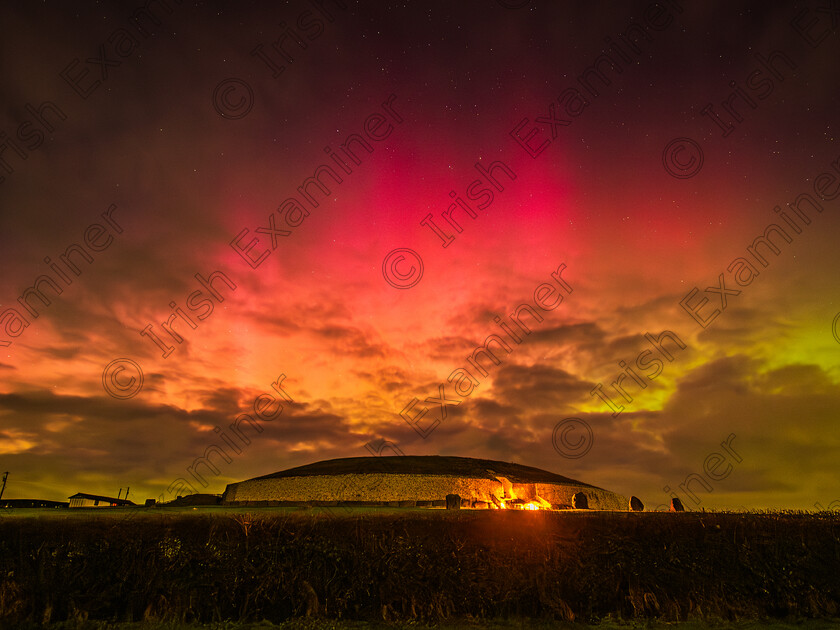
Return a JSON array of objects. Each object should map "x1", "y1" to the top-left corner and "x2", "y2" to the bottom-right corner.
[{"x1": 1, "y1": 0, "x2": 838, "y2": 511}]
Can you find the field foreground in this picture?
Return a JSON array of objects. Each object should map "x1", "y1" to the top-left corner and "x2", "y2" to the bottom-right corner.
[{"x1": 0, "y1": 509, "x2": 838, "y2": 626}]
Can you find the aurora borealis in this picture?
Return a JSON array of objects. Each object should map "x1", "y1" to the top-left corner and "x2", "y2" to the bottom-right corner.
[{"x1": 1, "y1": 0, "x2": 838, "y2": 510}]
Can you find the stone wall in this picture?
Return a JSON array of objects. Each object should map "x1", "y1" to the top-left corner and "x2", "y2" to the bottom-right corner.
[{"x1": 223, "y1": 473, "x2": 627, "y2": 510}]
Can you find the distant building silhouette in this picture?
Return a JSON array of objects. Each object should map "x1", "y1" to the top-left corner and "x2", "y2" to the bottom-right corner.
[{"x1": 0, "y1": 499, "x2": 68, "y2": 509}]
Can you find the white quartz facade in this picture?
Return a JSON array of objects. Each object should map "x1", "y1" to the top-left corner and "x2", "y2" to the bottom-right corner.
[{"x1": 223, "y1": 473, "x2": 627, "y2": 510}]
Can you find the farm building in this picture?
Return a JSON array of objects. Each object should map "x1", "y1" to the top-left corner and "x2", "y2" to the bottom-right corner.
[
  {"x1": 68, "y1": 493, "x2": 135, "y2": 508},
  {"x1": 223, "y1": 455, "x2": 629, "y2": 510}
]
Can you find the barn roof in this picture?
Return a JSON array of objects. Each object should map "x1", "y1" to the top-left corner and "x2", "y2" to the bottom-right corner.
[
  {"x1": 249, "y1": 455, "x2": 602, "y2": 488},
  {"x1": 68, "y1": 492, "x2": 135, "y2": 505}
]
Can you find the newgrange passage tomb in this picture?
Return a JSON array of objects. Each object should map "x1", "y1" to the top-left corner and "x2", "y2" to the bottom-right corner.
[{"x1": 222, "y1": 455, "x2": 628, "y2": 510}]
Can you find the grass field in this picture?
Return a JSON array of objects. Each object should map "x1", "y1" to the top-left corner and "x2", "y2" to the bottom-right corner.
[
  {"x1": 1, "y1": 508, "x2": 838, "y2": 628},
  {"x1": 7, "y1": 618, "x2": 840, "y2": 629}
]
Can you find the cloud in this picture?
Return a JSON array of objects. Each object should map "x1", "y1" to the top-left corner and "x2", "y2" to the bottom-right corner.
[
  {"x1": 0, "y1": 388, "x2": 360, "y2": 498},
  {"x1": 492, "y1": 362, "x2": 594, "y2": 411}
]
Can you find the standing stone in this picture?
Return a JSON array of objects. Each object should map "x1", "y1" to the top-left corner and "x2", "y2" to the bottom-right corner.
[
  {"x1": 445, "y1": 493, "x2": 461, "y2": 510},
  {"x1": 572, "y1": 492, "x2": 588, "y2": 509},
  {"x1": 670, "y1": 497, "x2": 685, "y2": 512},
  {"x1": 629, "y1": 496, "x2": 644, "y2": 511}
]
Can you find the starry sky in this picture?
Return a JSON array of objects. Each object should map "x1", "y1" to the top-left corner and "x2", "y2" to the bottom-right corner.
[{"x1": 1, "y1": 0, "x2": 838, "y2": 510}]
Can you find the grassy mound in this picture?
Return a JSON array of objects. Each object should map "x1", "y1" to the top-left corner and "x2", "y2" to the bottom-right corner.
[{"x1": 251, "y1": 455, "x2": 601, "y2": 487}]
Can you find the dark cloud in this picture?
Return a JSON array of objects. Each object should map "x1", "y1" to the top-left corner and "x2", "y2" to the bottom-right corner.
[
  {"x1": 0, "y1": 388, "x2": 359, "y2": 498},
  {"x1": 493, "y1": 363, "x2": 594, "y2": 410}
]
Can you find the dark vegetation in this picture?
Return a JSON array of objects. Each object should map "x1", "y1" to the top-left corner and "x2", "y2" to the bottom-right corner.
[{"x1": 0, "y1": 509, "x2": 838, "y2": 627}]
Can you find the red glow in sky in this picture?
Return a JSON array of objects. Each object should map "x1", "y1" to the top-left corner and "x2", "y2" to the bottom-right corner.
[{"x1": 1, "y1": 0, "x2": 839, "y2": 511}]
